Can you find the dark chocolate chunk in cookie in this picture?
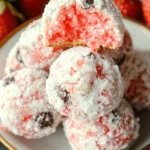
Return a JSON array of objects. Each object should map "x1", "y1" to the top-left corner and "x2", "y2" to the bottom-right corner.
[
  {"x1": 87, "y1": 52, "x2": 96, "y2": 59},
  {"x1": 83, "y1": 0, "x2": 94, "y2": 9},
  {"x1": 35, "y1": 112, "x2": 54, "y2": 128},
  {"x1": 16, "y1": 50, "x2": 24, "y2": 64},
  {"x1": 115, "y1": 54, "x2": 126, "y2": 66},
  {"x1": 9, "y1": 69, "x2": 15, "y2": 73},
  {"x1": 3, "y1": 77, "x2": 15, "y2": 86},
  {"x1": 112, "y1": 109, "x2": 121, "y2": 123},
  {"x1": 84, "y1": 0, "x2": 94, "y2": 5},
  {"x1": 57, "y1": 86, "x2": 70, "y2": 103}
]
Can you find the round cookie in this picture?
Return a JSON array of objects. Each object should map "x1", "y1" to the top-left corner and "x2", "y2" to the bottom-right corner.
[
  {"x1": 19, "y1": 19, "x2": 62, "y2": 72},
  {"x1": 42, "y1": 0, "x2": 124, "y2": 50},
  {"x1": 120, "y1": 50, "x2": 150, "y2": 110},
  {"x1": 0, "y1": 69, "x2": 62, "y2": 139},
  {"x1": 46, "y1": 46, "x2": 124, "y2": 120},
  {"x1": 108, "y1": 30, "x2": 133, "y2": 65},
  {"x1": 64, "y1": 100, "x2": 139, "y2": 150},
  {"x1": 5, "y1": 43, "x2": 26, "y2": 76}
]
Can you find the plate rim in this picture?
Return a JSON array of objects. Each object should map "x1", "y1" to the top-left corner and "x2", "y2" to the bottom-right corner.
[{"x1": 0, "y1": 17, "x2": 150, "y2": 150}]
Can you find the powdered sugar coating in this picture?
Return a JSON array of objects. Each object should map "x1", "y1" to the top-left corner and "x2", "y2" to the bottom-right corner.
[
  {"x1": 107, "y1": 30, "x2": 133, "y2": 65},
  {"x1": 63, "y1": 100, "x2": 139, "y2": 150},
  {"x1": 42, "y1": 0, "x2": 124, "y2": 50},
  {"x1": 0, "y1": 69, "x2": 62, "y2": 139},
  {"x1": 5, "y1": 43, "x2": 26, "y2": 76},
  {"x1": 120, "y1": 50, "x2": 150, "y2": 110},
  {"x1": 46, "y1": 46, "x2": 124, "y2": 120},
  {"x1": 19, "y1": 19, "x2": 62, "y2": 71}
]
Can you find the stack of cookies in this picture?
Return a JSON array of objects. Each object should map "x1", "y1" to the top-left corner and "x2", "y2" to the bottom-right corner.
[{"x1": 2, "y1": 0, "x2": 150, "y2": 150}]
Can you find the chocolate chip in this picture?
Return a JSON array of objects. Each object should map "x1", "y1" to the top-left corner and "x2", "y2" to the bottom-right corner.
[
  {"x1": 112, "y1": 109, "x2": 120, "y2": 123},
  {"x1": 3, "y1": 77, "x2": 15, "y2": 86},
  {"x1": 83, "y1": 0, "x2": 94, "y2": 9},
  {"x1": 115, "y1": 54, "x2": 126, "y2": 66},
  {"x1": 16, "y1": 50, "x2": 24, "y2": 64},
  {"x1": 9, "y1": 69, "x2": 15, "y2": 73},
  {"x1": 57, "y1": 86, "x2": 70, "y2": 103},
  {"x1": 84, "y1": 0, "x2": 94, "y2": 5},
  {"x1": 35, "y1": 112, "x2": 54, "y2": 129},
  {"x1": 112, "y1": 109, "x2": 119, "y2": 117},
  {"x1": 87, "y1": 52, "x2": 96, "y2": 59}
]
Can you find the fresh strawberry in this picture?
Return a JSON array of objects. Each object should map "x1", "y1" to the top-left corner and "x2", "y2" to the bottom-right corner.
[
  {"x1": 19, "y1": 0, "x2": 49, "y2": 18},
  {"x1": 114, "y1": 0, "x2": 142, "y2": 19},
  {"x1": 0, "y1": 0, "x2": 18, "y2": 41},
  {"x1": 142, "y1": 0, "x2": 150, "y2": 27}
]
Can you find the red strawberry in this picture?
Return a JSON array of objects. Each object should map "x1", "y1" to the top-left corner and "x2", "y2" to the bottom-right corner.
[
  {"x1": 19, "y1": 0, "x2": 49, "y2": 18},
  {"x1": 142, "y1": 0, "x2": 150, "y2": 27},
  {"x1": 114, "y1": 0, "x2": 142, "y2": 19},
  {"x1": 0, "y1": 1, "x2": 18, "y2": 41}
]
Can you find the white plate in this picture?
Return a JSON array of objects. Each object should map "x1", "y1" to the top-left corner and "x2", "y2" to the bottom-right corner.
[{"x1": 0, "y1": 18, "x2": 150, "y2": 150}]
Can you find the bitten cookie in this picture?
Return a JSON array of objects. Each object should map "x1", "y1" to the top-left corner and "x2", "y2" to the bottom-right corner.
[{"x1": 42, "y1": 0, "x2": 124, "y2": 51}]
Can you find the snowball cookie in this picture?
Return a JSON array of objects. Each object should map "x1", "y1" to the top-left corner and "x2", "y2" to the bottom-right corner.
[
  {"x1": 120, "y1": 50, "x2": 150, "y2": 110},
  {"x1": 46, "y1": 46, "x2": 124, "y2": 120},
  {"x1": 63, "y1": 100, "x2": 139, "y2": 150},
  {"x1": 5, "y1": 43, "x2": 26, "y2": 75},
  {"x1": 42, "y1": 0, "x2": 124, "y2": 51},
  {"x1": 0, "y1": 68, "x2": 62, "y2": 139},
  {"x1": 19, "y1": 19, "x2": 62, "y2": 72}
]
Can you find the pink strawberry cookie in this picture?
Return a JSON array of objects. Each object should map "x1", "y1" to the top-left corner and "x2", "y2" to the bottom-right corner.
[
  {"x1": 5, "y1": 43, "x2": 26, "y2": 76},
  {"x1": 42, "y1": 0, "x2": 124, "y2": 51},
  {"x1": 120, "y1": 50, "x2": 150, "y2": 110},
  {"x1": 46, "y1": 46, "x2": 124, "y2": 120},
  {"x1": 0, "y1": 68, "x2": 62, "y2": 139},
  {"x1": 63, "y1": 100, "x2": 139, "y2": 150},
  {"x1": 19, "y1": 19, "x2": 62, "y2": 72}
]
